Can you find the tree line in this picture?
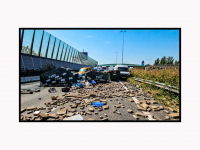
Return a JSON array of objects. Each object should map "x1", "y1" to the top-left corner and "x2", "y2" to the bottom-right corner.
[{"x1": 153, "y1": 56, "x2": 179, "y2": 66}]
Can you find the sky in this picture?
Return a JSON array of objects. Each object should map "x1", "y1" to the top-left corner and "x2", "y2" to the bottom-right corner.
[{"x1": 45, "y1": 29, "x2": 180, "y2": 65}]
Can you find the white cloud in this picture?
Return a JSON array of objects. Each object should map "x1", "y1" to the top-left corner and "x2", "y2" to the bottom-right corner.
[{"x1": 86, "y1": 35, "x2": 93, "y2": 38}]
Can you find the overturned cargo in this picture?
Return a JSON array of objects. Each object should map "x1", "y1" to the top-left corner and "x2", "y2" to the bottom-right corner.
[{"x1": 40, "y1": 67, "x2": 79, "y2": 86}]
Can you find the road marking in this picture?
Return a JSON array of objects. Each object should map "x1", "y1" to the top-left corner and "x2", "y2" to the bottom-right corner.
[
  {"x1": 142, "y1": 111, "x2": 156, "y2": 120},
  {"x1": 119, "y1": 81, "x2": 128, "y2": 91},
  {"x1": 132, "y1": 97, "x2": 139, "y2": 105},
  {"x1": 51, "y1": 108, "x2": 57, "y2": 112},
  {"x1": 120, "y1": 81, "x2": 156, "y2": 121}
]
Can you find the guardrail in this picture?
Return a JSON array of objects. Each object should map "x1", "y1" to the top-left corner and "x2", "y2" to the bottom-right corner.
[{"x1": 132, "y1": 77, "x2": 179, "y2": 94}]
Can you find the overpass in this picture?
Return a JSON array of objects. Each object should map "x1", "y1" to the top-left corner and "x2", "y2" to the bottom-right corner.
[
  {"x1": 20, "y1": 29, "x2": 98, "y2": 70},
  {"x1": 98, "y1": 64, "x2": 143, "y2": 67}
]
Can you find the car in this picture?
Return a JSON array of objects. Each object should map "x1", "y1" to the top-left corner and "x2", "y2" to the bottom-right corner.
[
  {"x1": 114, "y1": 65, "x2": 130, "y2": 79},
  {"x1": 78, "y1": 67, "x2": 92, "y2": 74},
  {"x1": 99, "y1": 69, "x2": 105, "y2": 73}
]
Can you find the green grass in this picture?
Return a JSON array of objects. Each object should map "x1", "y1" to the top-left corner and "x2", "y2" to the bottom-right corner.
[{"x1": 127, "y1": 77, "x2": 179, "y2": 112}]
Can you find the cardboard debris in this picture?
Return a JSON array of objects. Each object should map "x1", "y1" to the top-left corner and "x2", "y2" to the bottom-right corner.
[
  {"x1": 51, "y1": 96, "x2": 58, "y2": 100},
  {"x1": 57, "y1": 108, "x2": 67, "y2": 115},
  {"x1": 137, "y1": 106, "x2": 147, "y2": 111},
  {"x1": 133, "y1": 115, "x2": 139, "y2": 119},
  {"x1": 102, "y1": 118, "x2": 108, "y2": 121},
  {"x1": 149, "y1": 100, "x2": 158, "y2": 104},
  {"x1": 21, "y1": 109, "x2": 26, "y2": 113},
  {"x1": 135, "y1": 112, "x2": 147, "y2": 117},
  {"x1": 140, "y1": 103, "x2": 149, "y2": 108},
  {"x1": 84, "y1": 99, "x2": 91, "y2": 104},
  {"x1": 128, "y1": 99, "x2": 134, "y2": 102},
  {"x1": 70, "y1": 104, "x2": 77, "y2": 108},
  {"x1": 127, "y1": 109, "x2": 133, "y2": 113},
  {"x1": 69, "y1": 109, "x2": 76, "y2": 112},
  {"x1": 87, "y1": 118, "x2": 94, "y2": 121},
  {"x1": 168, "y1": 113, "x2": 179, "y2": 118},
  {"x1": 33, "y1": 111, "x2": 41, "y2": 116},
  {"x1": 27, "y1": 106, "x2": 37, "y2": 110},
  {"x1": 165, "y1": 116, "x2": 170, "y2": 120},
  {"x1": 66, "y1": 113, "x2": 74, "y2": 117},
  {"x1": 102, "y1": 105, "x2": 109, "y2": 110},
  {"x1": 48, "y1": 114, "x2": 57, "y2": 118},
  {"x1": 63, "y1": 114, "x2": 83, "y2": 120},
  {"x1": 88, "y1": 108, "x2": 94, "y2": 112},
  {"x1": 39, "y1": 113, "x2": 48, "y2": 118}
]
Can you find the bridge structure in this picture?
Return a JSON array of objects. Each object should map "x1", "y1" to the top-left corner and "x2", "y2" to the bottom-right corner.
[
  {"x1": 20, "y1": 29, "x2": 98, "y2": 71},
  {"x1": 98, "y1": 63, "x2": 143, "y2": 67}
]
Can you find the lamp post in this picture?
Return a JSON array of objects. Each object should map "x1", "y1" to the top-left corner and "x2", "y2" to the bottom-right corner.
[
  {"x1": 116, "y1": 52, "x2": 118, "y2": 64},
  {"x1": 120, "y1": 31, "x2": 126, "y2": 65}
]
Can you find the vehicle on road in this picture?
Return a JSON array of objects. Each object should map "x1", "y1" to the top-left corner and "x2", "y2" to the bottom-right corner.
[
  {"x1": 93, "y1": 67, "x2": 98, "y2": 71},
  {"x1": 114, "y1": 65, "x2": 130, "y2": 79},
  {"x1": 108, "y1": 66, "x2": 114, "y2": 71},
  {"x1": 78, "y1": 67, "x2": 92, "y2": 74},
  {"x1": 99, "y1": 69, "x2": 106, "y2": 73},
  {"x1": 101, "y1": 66, "x2": 107, "y2": 70}
]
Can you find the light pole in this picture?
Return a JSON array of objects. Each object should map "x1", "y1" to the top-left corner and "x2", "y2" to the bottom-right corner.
[
  {"x1": 116, "y1": 52, "x2": 118, "y2": 64},
  {"x1": 120, "y1": 31, "x2": 126, "y2": 65}
]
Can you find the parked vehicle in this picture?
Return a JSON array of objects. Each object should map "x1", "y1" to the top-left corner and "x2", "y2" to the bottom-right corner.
[
  {"x1": 99, "y1": 69, "x2": 105, "y2": 73},
  {"x1": 78, "y1": 67, "x2": 92, "y2": 74},
  {"x1": 93, "y1": 67, "x2": 98, "y2": 71},
  {"x1": 114, "y1": 65, "x2": 130, "y2": 79},
  {"x1": 101, "y1": 66, "x2": 107, "y2": 70},
  {"x1": 108, "y1": 66, "x2": 114, "y2": 71}
]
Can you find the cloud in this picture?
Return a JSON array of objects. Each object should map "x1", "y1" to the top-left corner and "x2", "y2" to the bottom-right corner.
[{"x1": 86, "y1": 35, "x2": 93, "y2": 38}]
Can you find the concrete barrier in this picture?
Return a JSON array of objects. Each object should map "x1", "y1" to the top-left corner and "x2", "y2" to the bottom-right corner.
[{"x1": 21, "y1": 76, "x2": 40, "y2": 83}]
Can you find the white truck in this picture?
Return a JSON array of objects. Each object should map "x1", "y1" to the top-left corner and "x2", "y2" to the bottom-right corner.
[{"x1": 114, "y1": 65, "x2": 130, "y2": 79}]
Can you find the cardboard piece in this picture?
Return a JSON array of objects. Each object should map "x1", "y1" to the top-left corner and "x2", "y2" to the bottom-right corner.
[
  {"x1": 57, "y1": 108, "x2": 67, "y2": 115},
  {"x1": 63, "y1": 114, "x2": 83, "y2": 120}
]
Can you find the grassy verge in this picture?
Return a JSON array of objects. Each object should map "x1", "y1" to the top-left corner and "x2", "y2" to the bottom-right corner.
[
  {"x1": 127, "y1": 77, "x2": 179, "y2": 112},
  {"x1": 130, "y1": 68, "x2": 179, "y2": 88}
]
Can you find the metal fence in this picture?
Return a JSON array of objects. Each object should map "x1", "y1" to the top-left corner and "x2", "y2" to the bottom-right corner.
[{"x1": 20, "y1": 29, "x2": 98, "y2": 68}]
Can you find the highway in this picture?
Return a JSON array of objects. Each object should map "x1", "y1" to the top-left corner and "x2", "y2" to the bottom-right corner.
[{"x1": 20, "y1": 80, "x2": 179, "y2": 121}]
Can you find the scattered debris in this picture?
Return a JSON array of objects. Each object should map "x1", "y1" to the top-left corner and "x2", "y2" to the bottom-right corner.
[
  {"x1": 168, "y1": 113, "x2": 179, "y2": 118},
  {"x1": 57, "y1": 108, "x2": 67, "y2": 115},
  {"x1": 48, "y1": 88, "x2": 57, "y2": 93},
  {"x1": 127, "y1": 109, "x2": 133, "y2": 113},
  {"x1": 133, "y1": 115, "x2": 139, "y2": 119},
  {"x1": 87, "y1": 118, "x2": 95, "y2": 121},
  {"x1": 26, "y1": 106, "x2": 37, "y2": 110},
  {"x1": 135, "y1": 112, "x2": 147, "y2": 118},
  {"x1": 33, "y1": 111, "x2": 41, "y2": 116}
]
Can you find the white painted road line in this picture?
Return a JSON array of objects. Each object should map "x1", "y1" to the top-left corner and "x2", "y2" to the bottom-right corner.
[
  {"x1": 132, "y1": 97, "x2": 139, "y2": 105},
  {"x1": 120, "y1": 81, "x2": 156, "y2": 121},
  {"x1": 119, "y1": 81, "x2": 128, "y2": 91},
  {"x1": 142, "y1": 111, "x2": 156, "y2": 120}
]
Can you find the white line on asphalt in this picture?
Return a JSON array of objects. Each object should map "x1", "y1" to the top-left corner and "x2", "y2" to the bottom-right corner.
[
  {"x1": 51, "y1": 108, "x2": 56, "y2": 112},
  {"x1": 119, "y1": 81, "x2": 128, "y2": 91},
  {"x1": 142, "y1": 111, "x2": 156, "y2": 120},
  {"x1": 120, "y1": 81, "x2": 156, "y2": 121},
  {"x1": 132, "y1": 97, "x2": 139, "y2": 105}
]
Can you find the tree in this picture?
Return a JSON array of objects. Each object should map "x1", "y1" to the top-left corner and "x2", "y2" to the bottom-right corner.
[
  {"x1": 154, "y1": 58, "x2": 160, "y2": 66},
  {"x1": 145, "y1": 64, "x2": 151, "y2": 66},
  {"x1": 160, "y1": 56, "x2": 166, "y2": 65},
  {"x1": 21, "y1": 46, "x2": 30, "y2": 54},
  {"x1": 166, "y1": 56, "x2": 174, "y2": 65},
  {"x1": 174, "y1": 60, "x2": 179, "y2": 65}
]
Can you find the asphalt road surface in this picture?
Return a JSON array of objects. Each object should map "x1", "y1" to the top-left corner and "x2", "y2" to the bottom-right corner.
[{"x1": 20, "y1": 81, "x2": 179, "y2": 121}]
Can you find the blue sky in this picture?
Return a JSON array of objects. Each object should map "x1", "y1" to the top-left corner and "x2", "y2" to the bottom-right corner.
[{"x1": 45, "y1": 29, "x2": 179, "y2": 65}]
